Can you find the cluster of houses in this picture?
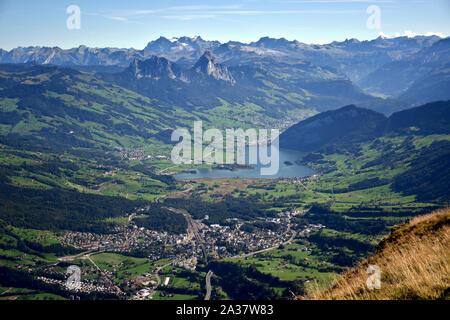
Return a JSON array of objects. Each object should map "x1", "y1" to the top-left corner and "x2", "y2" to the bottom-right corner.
[
  {"x1": 197, "y1": 220, "x2": 294, "y2": 258},
  {"x1": 114, "y1": 147, "x2": 168, "y2": 161},
  {"x1": 284, "y1": 174, "x2": 321, "y2": 185},
  {"x1": 36, "y1": 272, "x2": 123, "y2": 296},
  {"x1": 173, "y1": 256, "x2": 197, "y2": 270},
  {"x1": 61, "y1": 225, "x2": 189, "y2": 259},
  {"x1": 298, "y1": 223, "x2": 326, "y2": 236},
  {"x1": 52, "y1": 205, "x2": 326, "y2": 299}
]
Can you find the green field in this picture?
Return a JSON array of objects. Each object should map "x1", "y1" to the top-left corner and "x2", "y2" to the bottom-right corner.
[{"x1": 91, "y1": 252, "x2": 152, "y2": 280}]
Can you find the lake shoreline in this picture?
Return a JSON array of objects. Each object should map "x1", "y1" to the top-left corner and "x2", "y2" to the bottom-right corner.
[{"x1": 174, "y1": 148, "x2": 315, "y2": 180}]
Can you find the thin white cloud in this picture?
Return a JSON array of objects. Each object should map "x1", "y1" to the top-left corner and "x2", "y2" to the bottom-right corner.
[
  {"x1": 104, "y1": 15, "x2": 144, "y2": 25},
  {"x1": 114, "y1": 5, "x2": 244, "y2": 17},
  {"x1": 121, "y1": 9, "x2": 159, "y2": 16},
  {"x1": 163, "y1": 14, "x2": 217, "y2": 21},
  {"x1": 104, "y1": 4, "x2": 362, "y2": 22},
  {"x1": 165, "y1": 5, "x2": 244, "y2": 11},
  {"x1": 162, "y1": 9, "x2": 361, "y2": 20},
  {"x1": 278, "y1": 0, "x2": 393, "y2": 2},
  {"x1": 207, "y1": 9, "x2": 360, "y2": 14},
  {"x1": 107, "y1": 16, "x2": 129, "y2": 22}
]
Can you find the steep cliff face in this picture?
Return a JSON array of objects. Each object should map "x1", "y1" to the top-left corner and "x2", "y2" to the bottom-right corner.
[
  {"x1": 192, "y1": 51, "x2": 236, "y2": 84},
  {"x1": 126, "y1": 52, "x2": 235, "y2": 84},
  {"x1": 127, "y1": 56, "x2": 180, "y2": 80}
]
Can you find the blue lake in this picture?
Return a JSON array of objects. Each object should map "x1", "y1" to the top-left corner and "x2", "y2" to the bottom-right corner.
[{"x1": 174, "y1": 148, "x2": 315, "y2": 179}]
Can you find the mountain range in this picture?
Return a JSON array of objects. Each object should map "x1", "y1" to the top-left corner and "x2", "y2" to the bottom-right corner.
[
  {"x1": 1, "y1": 35, "x2": 449, "y2": 107},
  {"x1": 1, "y1": 35, "x2": 449, "y2": 151},
  {"x1": 1, "y1": 35, "x2": 441, "y2": 81},
  {"x1": 360, "y1": 38, "x2": 450, "y2": 98},
  {"x1": 0, "y1": 49, "x2": 380, "y2": 151}
]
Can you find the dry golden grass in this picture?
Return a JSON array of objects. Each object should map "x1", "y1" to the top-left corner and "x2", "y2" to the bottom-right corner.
[{"x1": 308, "y1": 208, "x2": 450, "y2": 300}]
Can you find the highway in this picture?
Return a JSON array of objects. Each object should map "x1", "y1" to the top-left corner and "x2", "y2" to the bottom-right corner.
[{"x1": 204, "y1": 270, "x2": 213, "y2": 300}]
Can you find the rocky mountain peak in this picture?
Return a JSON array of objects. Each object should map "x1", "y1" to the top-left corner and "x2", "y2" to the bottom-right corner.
[
  {"x1": 192, "y1": 51, "x2": 235, "y2": 84},
  {"x1": 128, "y1": 56, "x2": 177, "y2": 80}
]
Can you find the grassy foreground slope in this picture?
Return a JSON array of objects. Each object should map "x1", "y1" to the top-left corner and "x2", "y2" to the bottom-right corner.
[{"x1": 309, "y1": 208, "x2": 449, "y2": 300}]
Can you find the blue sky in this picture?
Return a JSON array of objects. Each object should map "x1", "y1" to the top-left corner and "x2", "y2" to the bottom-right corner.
[{"x1": 0, "y1": 0, "x2": 449, "y2": 50}]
